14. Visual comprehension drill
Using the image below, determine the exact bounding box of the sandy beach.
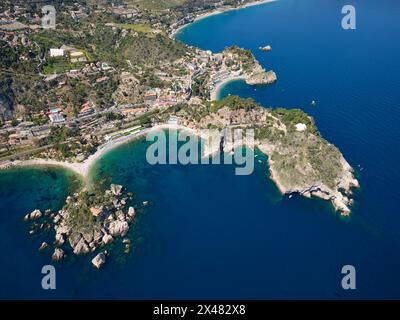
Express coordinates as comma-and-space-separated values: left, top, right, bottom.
210, 75, 246, 100
171, 0, 276, 38
0, 127, 151, 180
0, 124, 202, 181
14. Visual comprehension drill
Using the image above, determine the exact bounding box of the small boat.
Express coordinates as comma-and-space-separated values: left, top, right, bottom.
311, 100, 317, 106
289, 195, 293, 199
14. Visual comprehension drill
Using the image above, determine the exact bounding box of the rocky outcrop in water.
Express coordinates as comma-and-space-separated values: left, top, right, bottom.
23, 184, 142, 268
52, 248, 66, 261
24, 209, 42, 221
92, 252, 106, 269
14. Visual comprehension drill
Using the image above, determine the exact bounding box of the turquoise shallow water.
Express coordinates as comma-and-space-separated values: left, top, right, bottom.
1, 0, 400, 299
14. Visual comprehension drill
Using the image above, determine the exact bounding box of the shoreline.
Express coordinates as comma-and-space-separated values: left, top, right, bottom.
0, 124, 199, 181
0, 128, 150, 180
1, 0, 279, 180
171, 0, 276, 38
0, 122, 359, 215
210, 75, 245, 101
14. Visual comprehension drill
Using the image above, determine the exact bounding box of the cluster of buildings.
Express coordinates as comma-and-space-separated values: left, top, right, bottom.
79, 101, 95, 117
49, 45, 88, 64
190, 48, 246, 92
47, 108, 65, 124
144, 88, 183, 107
110, 6, 138, 19
65, 3, 89, 21
4, 121, 52, 147
1, 98, 99, 149
0, 6, 41, 47
119, 104, 147, 118
48, 51, 114, 80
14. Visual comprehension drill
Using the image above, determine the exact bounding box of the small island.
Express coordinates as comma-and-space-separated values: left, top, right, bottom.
24, 184, 142, 268
259, 45, 272, 52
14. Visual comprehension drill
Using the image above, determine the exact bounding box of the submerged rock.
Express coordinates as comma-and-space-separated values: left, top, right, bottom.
124, 244, 131, 254
39, 242, 49, 251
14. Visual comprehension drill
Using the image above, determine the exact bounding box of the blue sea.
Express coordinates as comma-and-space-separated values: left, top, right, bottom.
1, 0, 400, 299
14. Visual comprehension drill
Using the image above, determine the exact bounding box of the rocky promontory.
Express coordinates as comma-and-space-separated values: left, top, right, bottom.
245, 67, 277, 85
156, 96, 359, 215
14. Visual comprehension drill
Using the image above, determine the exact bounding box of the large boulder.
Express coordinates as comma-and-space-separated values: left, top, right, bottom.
54, 224, 71, 236
91, 252, 106, 269
102, 233, 114, 245
55, 233, 65, 246
110, 184, 123, 196
73, 237, 90, 255
53, 215, 61, 224
116, 210, 126, 222
108, 220, 129, 237
24, 209, 42, 221
69, 233, 82, 248
52, 248, 66, 261
82, 230, 94, 243
127, 207, 136, 218
93, 229, 103, 243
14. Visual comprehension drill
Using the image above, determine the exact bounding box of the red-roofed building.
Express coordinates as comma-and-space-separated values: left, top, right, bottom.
79, 101, 95, 117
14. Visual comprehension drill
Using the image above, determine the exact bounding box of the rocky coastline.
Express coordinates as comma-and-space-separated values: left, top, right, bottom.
258, 143, 359, 216
165, 98, 359, 215
245, 65, 277, 85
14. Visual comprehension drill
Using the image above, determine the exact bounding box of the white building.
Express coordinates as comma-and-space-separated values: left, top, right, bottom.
295, 123, 307, 132
49, 48, 64, 57
49, 113, 65, 123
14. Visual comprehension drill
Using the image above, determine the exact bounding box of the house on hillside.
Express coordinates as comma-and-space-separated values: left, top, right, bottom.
48, 108, 65, 123
50, 48, 64, 57
79, 101, 95, 117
